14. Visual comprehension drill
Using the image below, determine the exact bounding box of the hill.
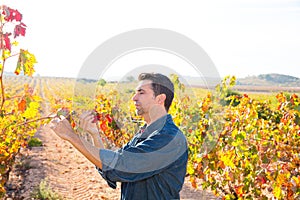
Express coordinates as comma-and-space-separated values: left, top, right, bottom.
236, 73, 300, 87
182, 73, 300, 93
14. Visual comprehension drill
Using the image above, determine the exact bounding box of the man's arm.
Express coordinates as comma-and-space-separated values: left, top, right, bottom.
88, 128, 118, 151
50, 118, 103, 169
84, 126, 105, 148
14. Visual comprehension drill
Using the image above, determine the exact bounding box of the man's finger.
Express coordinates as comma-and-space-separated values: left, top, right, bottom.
61, 118, 71, 125
49, 123, 56, 129
80, 111, 90, 119
51, 118, 60, 124
87, 114, 94, 122
49, 118, 59, 129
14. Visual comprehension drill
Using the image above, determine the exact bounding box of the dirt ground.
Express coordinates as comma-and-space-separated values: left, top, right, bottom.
4, 126, 219, 200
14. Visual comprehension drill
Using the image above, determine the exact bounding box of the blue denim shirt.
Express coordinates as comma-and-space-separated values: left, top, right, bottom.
96, 114, 188, 200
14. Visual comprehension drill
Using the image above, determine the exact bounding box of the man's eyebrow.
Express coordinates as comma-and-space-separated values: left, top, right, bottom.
136, 88, 146, 92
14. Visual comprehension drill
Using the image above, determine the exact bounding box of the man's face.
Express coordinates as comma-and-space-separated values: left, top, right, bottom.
132, 80, 157, 117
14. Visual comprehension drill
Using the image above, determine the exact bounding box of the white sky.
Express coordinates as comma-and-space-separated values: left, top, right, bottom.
2, 0, 300, 79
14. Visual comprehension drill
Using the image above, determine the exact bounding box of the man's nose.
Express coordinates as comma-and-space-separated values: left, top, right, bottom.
132, 93, 137, 101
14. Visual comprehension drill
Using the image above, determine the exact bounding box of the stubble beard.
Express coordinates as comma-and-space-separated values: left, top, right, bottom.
136, 108, 144, 116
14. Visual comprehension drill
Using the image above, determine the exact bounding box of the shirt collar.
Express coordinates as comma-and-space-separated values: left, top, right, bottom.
138, 114, 171, 139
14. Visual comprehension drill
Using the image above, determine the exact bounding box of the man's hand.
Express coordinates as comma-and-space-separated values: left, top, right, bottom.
50, 116, 103, 169
79, 111, 99, 136
79, 111, 107, 149
50, 117, 77, 142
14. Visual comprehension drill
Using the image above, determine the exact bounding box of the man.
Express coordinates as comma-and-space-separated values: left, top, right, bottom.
50, 73, 188, 200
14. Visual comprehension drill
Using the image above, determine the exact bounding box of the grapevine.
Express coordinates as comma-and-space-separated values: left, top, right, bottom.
184, 76, 300, 199
0, 5, 48, 196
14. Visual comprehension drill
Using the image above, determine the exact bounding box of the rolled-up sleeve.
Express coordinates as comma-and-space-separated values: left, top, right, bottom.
100, 149, 119, 171
95, 165, 117, 189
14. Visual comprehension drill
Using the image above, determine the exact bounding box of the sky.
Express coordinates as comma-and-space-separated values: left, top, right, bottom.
2, 0, 300, 80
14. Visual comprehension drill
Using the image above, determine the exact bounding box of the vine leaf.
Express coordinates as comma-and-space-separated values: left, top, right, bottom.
3, 33, 12, 51
15, 49, 37, 76
2, 5, 23, 22
17, 98, 26, 112
14, 23, 27, 38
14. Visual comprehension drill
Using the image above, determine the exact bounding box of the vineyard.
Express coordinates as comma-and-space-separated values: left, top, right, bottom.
1, 5, 300, 200
1, 74, 299, 199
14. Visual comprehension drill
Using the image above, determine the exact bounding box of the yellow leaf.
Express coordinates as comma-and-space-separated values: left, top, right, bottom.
225, 171, 230, 181
32, 95, 42, 101
276, 173, 286, 185
187, 163, 195, 175
273, 185, 282, 199
12, 41, 19, 46
10, 142, 20, 153
23, 101, 40, 119
5, 137, 11, 143
224, 194, 232, 200
0, 14, 4, 22
2, 50, 10, 60
231, 129, 238, 138
16, 49, 37, 77
292, 176, 300, 187
220, 151, 235, 169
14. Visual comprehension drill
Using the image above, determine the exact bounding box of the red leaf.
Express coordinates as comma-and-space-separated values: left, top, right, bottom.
2, 6, 11, 21
256, 175, 267, 184
92, 112, 101, 123
14, 68, 20, 75
100, 122, 108, 132
18, 99, 26, 112
3, 6, 23, 22
105, 114, 113, 123
292, 93, 298, 99
14, 23, 26, 38
3, 33, 11, 51
235, 185, 244, 197
71, 121, 76, 128
14, 9, 23, 21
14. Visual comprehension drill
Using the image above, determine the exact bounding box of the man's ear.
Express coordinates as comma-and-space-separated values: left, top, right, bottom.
157, 94, 166, 104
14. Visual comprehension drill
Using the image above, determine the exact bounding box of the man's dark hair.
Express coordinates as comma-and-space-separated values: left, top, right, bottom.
138, 73, 174, 111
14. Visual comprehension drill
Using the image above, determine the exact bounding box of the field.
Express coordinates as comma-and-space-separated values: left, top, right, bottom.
1, 4, 299, 199
1, 75, 300, 199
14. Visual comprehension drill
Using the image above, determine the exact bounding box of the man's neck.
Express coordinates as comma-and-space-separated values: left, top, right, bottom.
144, 106, 167, 125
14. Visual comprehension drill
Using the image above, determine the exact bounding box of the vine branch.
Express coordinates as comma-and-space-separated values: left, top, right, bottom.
2, 115, 54, 135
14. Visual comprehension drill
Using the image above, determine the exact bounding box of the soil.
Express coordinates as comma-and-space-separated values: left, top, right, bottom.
3, 126, 219, 200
